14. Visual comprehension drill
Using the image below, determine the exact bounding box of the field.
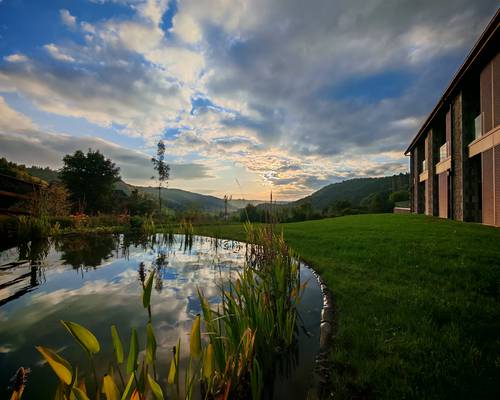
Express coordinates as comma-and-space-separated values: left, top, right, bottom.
193, 214, 500, 399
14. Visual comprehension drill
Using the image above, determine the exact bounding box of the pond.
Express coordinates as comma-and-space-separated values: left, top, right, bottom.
0, 233, 322, 399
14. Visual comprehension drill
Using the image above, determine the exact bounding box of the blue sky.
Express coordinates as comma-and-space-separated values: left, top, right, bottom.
0, 0, 498, 200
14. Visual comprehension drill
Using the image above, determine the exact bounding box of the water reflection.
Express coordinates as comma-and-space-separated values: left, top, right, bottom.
0, 233, 322, 399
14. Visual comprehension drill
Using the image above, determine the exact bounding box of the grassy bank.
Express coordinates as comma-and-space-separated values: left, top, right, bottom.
192, 214, 500, 399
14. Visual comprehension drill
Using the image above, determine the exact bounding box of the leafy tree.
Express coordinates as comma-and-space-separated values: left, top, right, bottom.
127, 189, 156, 216
361, 191, 393, 213
240, 204, 261, 222
151, 140, 170, 213
60, 150, 120, 214
389, 190, 409, 203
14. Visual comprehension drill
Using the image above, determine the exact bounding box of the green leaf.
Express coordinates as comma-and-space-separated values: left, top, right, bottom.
71, 387, 90, 400
120, 374, 134, 400
111, 325, 124, 364
142, 270, 155, 309
146, 322, 156, 364
167, 341, 179, 385
203, 343, 214, 379
61, 321, 100, 355
102, 374, 120, 400
190, 314, 201, 358
126, 329, 139, 374
36, 346, 73, 385
147, 373, 164, 400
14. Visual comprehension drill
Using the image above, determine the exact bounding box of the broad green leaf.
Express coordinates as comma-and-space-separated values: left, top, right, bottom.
36, 346, 73, 385
203, 343, 214, 379
147, 373, 164, 400
146, 322, 156, 364
111, 325, 124, 364
120, 374, 134, 400
167, 342, 178, 385
61, 321, 100, 355
71, 387, 90, 400
126, 329, 139, 374
142, 270, 155, 309
190, 314, 201, 358
102, 374, 119, 400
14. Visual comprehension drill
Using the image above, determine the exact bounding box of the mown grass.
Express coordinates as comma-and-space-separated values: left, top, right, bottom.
191, 214, 500, 399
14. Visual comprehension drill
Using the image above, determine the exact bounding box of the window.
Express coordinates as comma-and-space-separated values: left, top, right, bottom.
421, 159, 426, 172
474, 114, 482, 140
439, 143, 448, 161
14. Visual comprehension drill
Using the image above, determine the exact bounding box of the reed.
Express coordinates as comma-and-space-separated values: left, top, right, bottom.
196, 222, 305, 399
12, 223, 305, 400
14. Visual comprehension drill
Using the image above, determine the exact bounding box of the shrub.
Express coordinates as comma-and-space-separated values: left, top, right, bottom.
129, 215, 144, 231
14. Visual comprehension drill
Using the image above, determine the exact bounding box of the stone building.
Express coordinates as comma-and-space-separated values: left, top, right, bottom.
405, 9, 500, 226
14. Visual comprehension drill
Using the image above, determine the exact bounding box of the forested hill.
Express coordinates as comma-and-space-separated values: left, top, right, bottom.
26, 165, 234, 212
291, 173, 409, 210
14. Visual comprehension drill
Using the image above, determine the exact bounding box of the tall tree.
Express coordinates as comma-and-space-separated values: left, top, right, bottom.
151, 140, 170, 213
60, 149, 120, 213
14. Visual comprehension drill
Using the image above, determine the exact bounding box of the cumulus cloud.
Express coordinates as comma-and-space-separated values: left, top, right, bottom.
0, 97, 212, 183
60, 9, 77, 28
0, 0, 496, 198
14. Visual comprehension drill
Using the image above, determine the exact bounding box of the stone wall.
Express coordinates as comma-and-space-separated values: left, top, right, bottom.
452, 92, 464, 221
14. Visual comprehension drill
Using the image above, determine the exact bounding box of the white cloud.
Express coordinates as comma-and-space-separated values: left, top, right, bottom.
1, 0, 496, 198
0, 96, 36, 132
172, 13, 202, 44
43, 44, 76, 62
60, 9, 77, 28
3, 53, 29, 63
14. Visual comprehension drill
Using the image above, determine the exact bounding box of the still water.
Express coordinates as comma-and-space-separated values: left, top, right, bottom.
0, 234, 322, 399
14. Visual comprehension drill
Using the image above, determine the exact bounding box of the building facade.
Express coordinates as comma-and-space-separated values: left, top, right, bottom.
405, 10, 500, 227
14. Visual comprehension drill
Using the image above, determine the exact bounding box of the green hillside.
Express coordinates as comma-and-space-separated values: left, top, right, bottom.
293, 173, 409, 209
26, 166, 60, 183
135, 186, 233, 212
26, 165, 231, 213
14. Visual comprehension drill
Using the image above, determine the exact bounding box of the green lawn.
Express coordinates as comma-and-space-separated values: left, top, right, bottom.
192, 214, 500, 399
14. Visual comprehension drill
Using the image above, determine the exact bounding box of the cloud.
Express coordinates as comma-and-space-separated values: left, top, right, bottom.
60, 9, 77, 29
3, 53, 28, 63
43, 44, 76, 62
0, 96, 211, 183
0, 0, 497, 199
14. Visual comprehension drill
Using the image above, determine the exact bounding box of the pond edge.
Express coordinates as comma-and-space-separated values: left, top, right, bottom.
303, 262, 335, 400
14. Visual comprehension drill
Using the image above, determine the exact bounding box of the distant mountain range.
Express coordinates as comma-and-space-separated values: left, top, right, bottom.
26, 165, 408, 213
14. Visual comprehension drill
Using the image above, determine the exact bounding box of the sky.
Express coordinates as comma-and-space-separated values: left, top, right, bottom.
0, 0, 498, 200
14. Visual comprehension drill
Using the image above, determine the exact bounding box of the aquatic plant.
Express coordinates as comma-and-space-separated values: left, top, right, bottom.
10, 223, 305, 400
17, 214, 52, 241
142, 214, 156, 235
196, 222, 305, 399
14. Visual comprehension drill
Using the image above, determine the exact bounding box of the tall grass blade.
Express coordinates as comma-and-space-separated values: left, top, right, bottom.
126, 329, 138, 374
111, 325, 124, 364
